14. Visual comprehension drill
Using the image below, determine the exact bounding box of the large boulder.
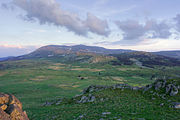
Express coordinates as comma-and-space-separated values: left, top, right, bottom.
0, 93, 29, 120
143, 78, 179, 96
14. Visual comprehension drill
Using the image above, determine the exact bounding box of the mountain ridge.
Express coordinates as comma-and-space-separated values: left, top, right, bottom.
1, 45, 180, 62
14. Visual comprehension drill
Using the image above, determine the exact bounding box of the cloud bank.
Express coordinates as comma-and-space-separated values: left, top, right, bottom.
115, 19, 171, 45
12, 0, 110, 36
174, 14, 180, 33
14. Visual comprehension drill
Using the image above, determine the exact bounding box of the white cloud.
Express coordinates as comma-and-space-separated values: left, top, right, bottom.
12, 0, 110, 36
115, 19, 171, 45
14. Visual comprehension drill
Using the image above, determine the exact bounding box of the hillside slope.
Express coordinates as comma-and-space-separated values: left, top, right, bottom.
42, 78, 180, 120
154, 51, 180, 59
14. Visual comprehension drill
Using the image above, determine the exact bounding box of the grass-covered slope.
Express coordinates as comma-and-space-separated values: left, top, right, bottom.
0, 58, 180, 119
44, 78, 180, 120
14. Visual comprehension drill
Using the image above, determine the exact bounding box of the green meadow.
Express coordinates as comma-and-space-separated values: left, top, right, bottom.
0, 59, 180, 119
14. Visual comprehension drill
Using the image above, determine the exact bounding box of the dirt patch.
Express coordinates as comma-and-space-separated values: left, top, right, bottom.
89, 69, 105, 72
48, 66, 65, 70
30, 76, 49, 81
0, 72, 8, 77
132, 76, 142, 79
117, 68, 139, 71
58, 84, 69, 87
111, 76, 125, 81
53, 63, 66, 66
72, 85, 80, 88
102, 76, 127, 83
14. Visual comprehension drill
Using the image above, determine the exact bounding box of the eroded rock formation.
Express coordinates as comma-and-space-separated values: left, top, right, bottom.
0, 93, 29, 120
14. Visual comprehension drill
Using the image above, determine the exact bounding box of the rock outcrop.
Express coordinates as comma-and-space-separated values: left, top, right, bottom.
82, 84, 139, 95
143, 78, 179, 96
0, 93, 29, 120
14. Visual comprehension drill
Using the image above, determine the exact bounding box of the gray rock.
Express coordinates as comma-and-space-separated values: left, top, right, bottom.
102, 112, 111, 115
170, 85, 178, 96
172, 102, 180, 109
132, 86, 140, 90
143, 84, 152, 92
100, 98, 104, 102
155, 82, 162, 91
78, 94, 96, 103
166, 84, 172, 94
160, 103, 164, 106
79, 114, 84, 119
89, 96, 95, 102
42, 101, 54, 106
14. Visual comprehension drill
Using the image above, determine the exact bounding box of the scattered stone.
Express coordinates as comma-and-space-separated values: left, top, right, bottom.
131, 86, 140, 90
102, 112, 111, 115
170, 85, 178, 96
78, 114, 85, 119
155, 82, 162, 91
42, 101, 54, 106
172, 102, 180, 109
167, 100, 171, 102
100, 98, 104, 102
166, 84, 172, 94
160, 103, 164, 106
77, 94, 96, 103
143, 85, 152, 92
55, 98, 63, 105
152, 97, 156, 100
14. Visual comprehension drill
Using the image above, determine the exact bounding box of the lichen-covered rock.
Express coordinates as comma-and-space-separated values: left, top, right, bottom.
0, 93, 10, 104
9, 95, 23, 110
0, 104, 7, 111
6, 104, 29, 120
0, 108, 10, 120
0, 92, 29, 120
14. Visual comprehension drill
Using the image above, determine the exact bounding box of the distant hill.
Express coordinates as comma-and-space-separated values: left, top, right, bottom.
27, 45, 134, 57
1, 45, 180, 67
110, 51, 180, 67
1, 45, 134, 62
153, 50, 180, 59
0, 56, 14, 61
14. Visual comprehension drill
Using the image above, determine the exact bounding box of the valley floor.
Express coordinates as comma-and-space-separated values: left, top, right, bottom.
0, 59, 180, 119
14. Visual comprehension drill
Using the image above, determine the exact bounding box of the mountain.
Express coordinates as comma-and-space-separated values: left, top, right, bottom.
27, 45, 134, 57
2, 45, 180, 67
1, 45, 134, 62
153, 50, 180, 59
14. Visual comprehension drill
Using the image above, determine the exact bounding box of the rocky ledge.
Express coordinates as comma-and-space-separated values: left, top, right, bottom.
0, 93, 29, 120
76, 78, 180, 107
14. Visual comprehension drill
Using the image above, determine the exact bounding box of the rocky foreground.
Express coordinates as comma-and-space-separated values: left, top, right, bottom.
0, 93, 29, 120
44, 77, 180, 109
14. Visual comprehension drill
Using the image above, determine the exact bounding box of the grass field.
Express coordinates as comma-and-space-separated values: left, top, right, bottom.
0, 59, 180, 119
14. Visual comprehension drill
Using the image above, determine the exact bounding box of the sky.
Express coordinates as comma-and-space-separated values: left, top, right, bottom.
0, 0, 180, 57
